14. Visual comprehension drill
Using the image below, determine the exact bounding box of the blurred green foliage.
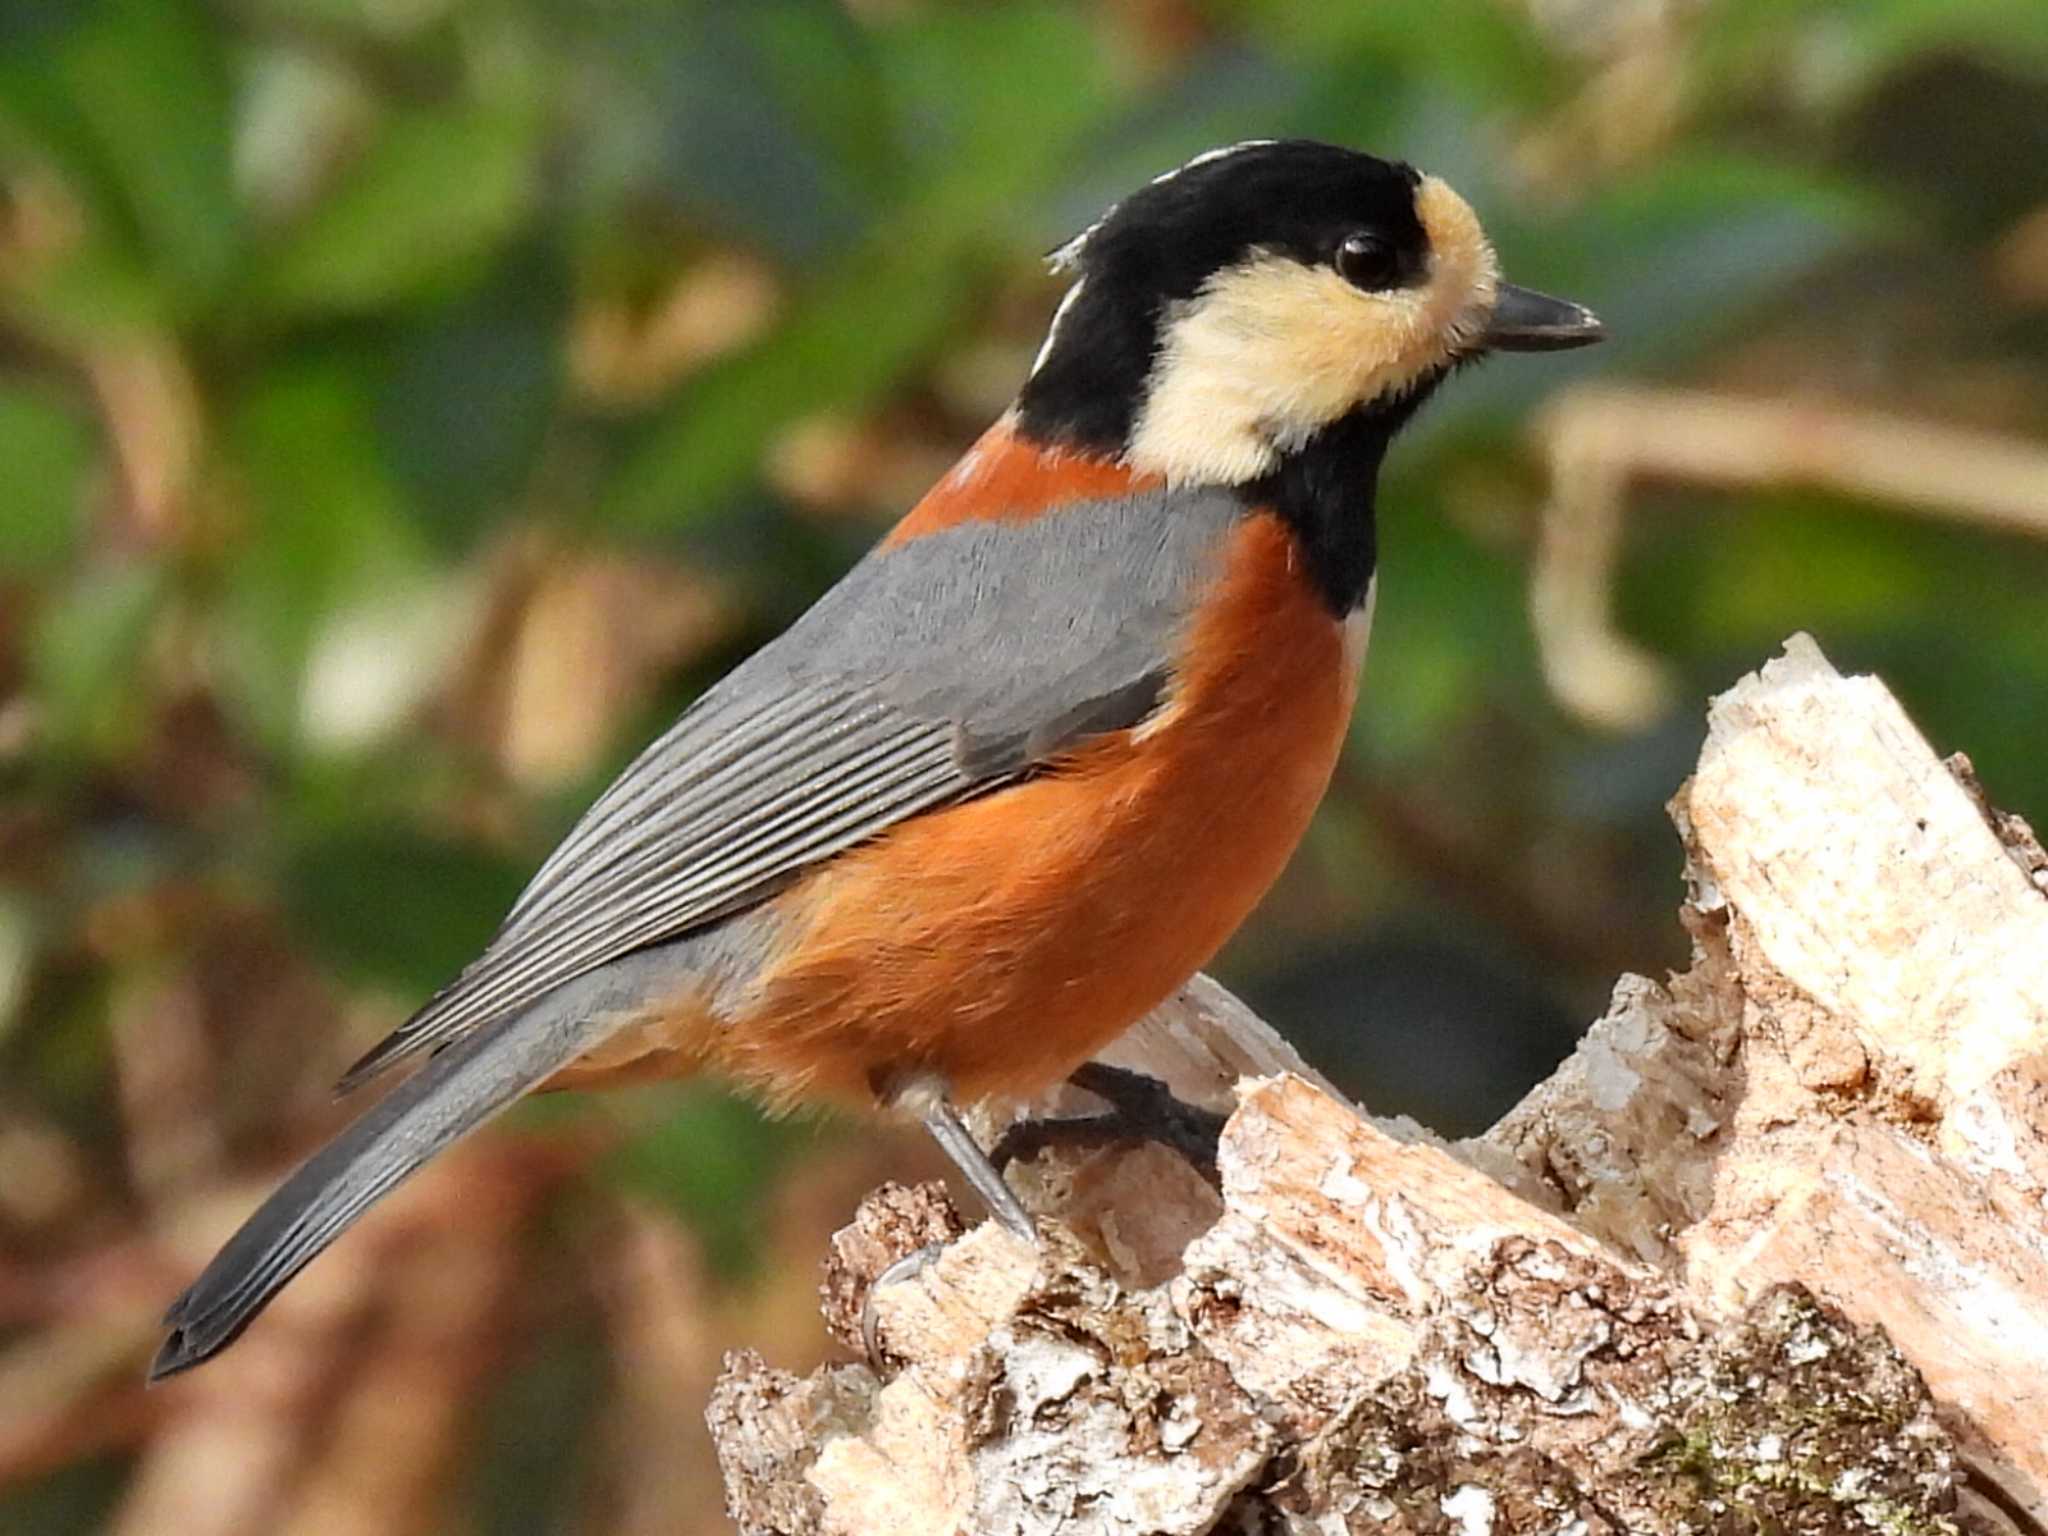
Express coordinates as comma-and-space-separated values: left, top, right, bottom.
2, 0, 2046, 1530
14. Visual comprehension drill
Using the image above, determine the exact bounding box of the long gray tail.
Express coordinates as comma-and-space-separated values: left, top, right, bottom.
149, 994, 600, 1381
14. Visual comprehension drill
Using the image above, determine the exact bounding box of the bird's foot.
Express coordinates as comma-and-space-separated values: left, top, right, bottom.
990, 1062, 1227, 1184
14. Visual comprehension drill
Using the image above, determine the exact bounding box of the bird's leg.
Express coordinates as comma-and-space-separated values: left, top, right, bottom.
990, 1062, 1228, 1183
864, 1076, 1041, 1365
867, 1068, 1040, 1242
862, 1070, 1226, 1363
918, 1092, 1040, 1244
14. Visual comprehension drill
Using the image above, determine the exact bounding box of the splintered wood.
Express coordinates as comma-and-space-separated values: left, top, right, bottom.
711, 635, 2047, 1536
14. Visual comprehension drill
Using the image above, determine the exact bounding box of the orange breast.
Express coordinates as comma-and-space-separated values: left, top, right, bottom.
703, 510, 1363, 1109
884, 416, 1161, 544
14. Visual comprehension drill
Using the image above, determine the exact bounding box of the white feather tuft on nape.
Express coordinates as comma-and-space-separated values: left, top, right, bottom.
1045, 139, 1279, 273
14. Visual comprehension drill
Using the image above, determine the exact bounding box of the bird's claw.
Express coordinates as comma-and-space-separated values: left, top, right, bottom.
860, 1239, 949, 1367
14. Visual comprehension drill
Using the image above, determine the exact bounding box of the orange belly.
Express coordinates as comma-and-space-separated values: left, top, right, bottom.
663, 509, 1363, 1108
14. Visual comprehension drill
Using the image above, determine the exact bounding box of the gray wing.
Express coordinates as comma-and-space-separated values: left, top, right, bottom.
337, 487, 1242, 1091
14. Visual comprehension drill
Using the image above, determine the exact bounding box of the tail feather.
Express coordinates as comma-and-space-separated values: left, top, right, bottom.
150, 995, 601, 1381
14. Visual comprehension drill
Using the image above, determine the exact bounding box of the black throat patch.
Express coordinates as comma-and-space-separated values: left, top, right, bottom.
1239, 384, 1440, 616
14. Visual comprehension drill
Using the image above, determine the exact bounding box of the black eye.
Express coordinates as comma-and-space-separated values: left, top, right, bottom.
1335, 232, 1399, 291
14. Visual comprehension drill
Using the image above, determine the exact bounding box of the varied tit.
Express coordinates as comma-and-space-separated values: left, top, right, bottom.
151, 139, 1601, 1379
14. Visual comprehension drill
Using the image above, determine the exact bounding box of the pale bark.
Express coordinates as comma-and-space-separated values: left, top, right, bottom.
711, 635, 2048, 1536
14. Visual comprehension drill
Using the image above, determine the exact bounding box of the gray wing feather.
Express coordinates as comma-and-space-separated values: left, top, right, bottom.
337, 488, 1241, 1091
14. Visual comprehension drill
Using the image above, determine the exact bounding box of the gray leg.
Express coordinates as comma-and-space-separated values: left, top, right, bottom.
863, 1090, 1040, 1365
920, 1095, 1039, 1243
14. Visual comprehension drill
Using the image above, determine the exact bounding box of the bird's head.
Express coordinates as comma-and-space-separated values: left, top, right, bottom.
1016, 140, 1601, 486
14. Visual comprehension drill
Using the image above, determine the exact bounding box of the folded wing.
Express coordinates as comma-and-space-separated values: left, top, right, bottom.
338, 488, 1242, 1091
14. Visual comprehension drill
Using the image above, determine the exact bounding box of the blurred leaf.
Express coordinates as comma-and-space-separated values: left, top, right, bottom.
1248, 0, 1563, 113
877, 2, 1115, 216
237, 0, 460, 39
232, 45, 376, 224
58, 0, 237, 302
0, 0, 237, 309
0, 223, 171, 345
602, 238, 971, 531
1622, 491, 2048, 816
280, 825, 527, 992
0, 887, 39, 1045
377, 243, 567, 547
746, 0, 899, 208
1663, 491, 1937, 642
1840, 0, 2048, 81
1411, 155, 1883, 456
29, 559, 163, 760
1693, 0, 2048, 113
467, 1322, 607, 1536
218, 359, 431, 747
1040, 47, 1314, 248
605, 1085, 807, 1276
0, 386, 95, 573
606, 3, 1117, 531
1840, 57, 2048, 240
259, 105, 539, 317
592, 4, 875, 259
1290, 45, 1426, 154
1549, 154, 1881, 354
19, 967, 116, 1117
298, 573, 476, 752
0, 3, 77, 55
0, 1452, 127, 1536
1354, 498, 1533, 762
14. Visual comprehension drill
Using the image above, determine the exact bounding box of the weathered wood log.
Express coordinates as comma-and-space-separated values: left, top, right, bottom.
709, 635, 2048, 1536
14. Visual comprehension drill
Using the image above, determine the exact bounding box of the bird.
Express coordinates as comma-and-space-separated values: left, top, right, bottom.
149, 139, 1601, 1381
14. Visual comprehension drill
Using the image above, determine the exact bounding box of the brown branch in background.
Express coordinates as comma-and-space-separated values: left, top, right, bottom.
1991, 201, 2048, 308
84, 336, 202, 552
1, 174, 202, 554
587, 1204, 729, 1536
1529, 384, 2048, 729
0, 1108, 90, 1235
0, 1271, 165, 1482
569, 253, 782, 409
445, 536, 734, 796
106, 970, 225, 1204
111, 1139, 576, 1536
268, 1158, 532, 1536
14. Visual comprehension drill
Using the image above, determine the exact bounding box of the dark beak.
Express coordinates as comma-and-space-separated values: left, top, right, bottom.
1483, 283, 1604, 352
